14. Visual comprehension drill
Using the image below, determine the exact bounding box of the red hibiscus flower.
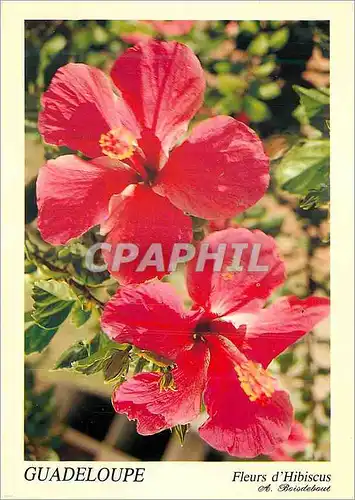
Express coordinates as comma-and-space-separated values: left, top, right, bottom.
37, 40, 269, 284
268, 420, 311, 461
101, 228, 330, 457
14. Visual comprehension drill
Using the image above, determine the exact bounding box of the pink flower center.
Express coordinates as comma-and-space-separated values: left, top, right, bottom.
235, 360, 275, 404
99, 127, 136, 160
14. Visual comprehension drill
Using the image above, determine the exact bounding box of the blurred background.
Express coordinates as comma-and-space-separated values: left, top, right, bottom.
25, 20, 330, 462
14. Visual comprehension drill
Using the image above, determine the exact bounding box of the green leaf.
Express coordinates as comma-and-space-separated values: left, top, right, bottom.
72, 29, 92, 51
253, 60, 276, 78
238, 21, 259, 34
294, 85, 330, 107
70, 302, 92, 328
173, 424, 190, 445
37, 35, 67, 87
25, 323, 58, 355
25, 311, 34, 323
25, 177, 38, 224
292, 104, 309, 125
216, 74, 247, 95
248, 33, 269, 56
133, 356, 150, 375
300, 184, 330, 209
42, 449, 60, 461
92, 25, 109, 45
72, 350, 108, 375
269, 27, 289, 50
293, 85, 330, 122
57, 247, 72, 259
32, 295, 74, 330
69, 333, 125, 376
277, 351, 295, 373
103, 349, 130, 383
25, 365, 35, 390
53, 340, 90, 370
258, 82, 281, 100
31, 279, 76, 330
214, 95, 243, 114
214, 61, 231, 74
275, 139, 330, 195
42, 35, 66, 56
244, 96, 271, 122
86, 52, 109, 68
253, 215, 284, 236
34, 279, 77, 301
98, 331, 120, 351
25, 261, 37, 274
269, 21, 284, 29
244, 205, 266, 219
283, 165, 329, 196
86, 332, 101, 353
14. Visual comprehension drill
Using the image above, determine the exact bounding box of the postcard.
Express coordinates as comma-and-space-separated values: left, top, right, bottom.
1, 1, 354, 499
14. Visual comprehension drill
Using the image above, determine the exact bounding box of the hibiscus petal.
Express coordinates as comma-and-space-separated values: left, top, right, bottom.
110, 41, 205, 152
268, 421, 310, 460
101, 184, 192, 284
154, 116, 269, 218
198, 336, 293, 458
112, 373, 169, 435
101, 281, 195, 361
211, 321, 247, 351
112, 343, 209, 435
243, 296, 330, 368
37, 155, 136, 245
186, 228, 285, 317
136, 129, 166, 173
284, 420, 311, 452
38, 63, 139, 158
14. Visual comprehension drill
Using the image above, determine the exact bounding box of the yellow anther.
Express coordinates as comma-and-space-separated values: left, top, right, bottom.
99, 126, 136, 160
235, 360, 276, 403
221, 272, 234, 281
